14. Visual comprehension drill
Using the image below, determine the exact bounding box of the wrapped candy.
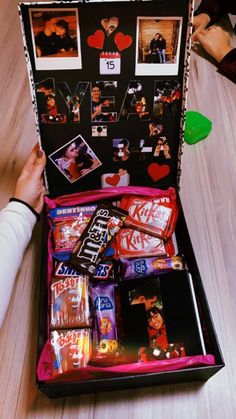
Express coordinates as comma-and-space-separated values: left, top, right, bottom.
119, 189, 178, 240
50, 204, 97, 261
50, 329, 91, 376
70, 203, 128, 275
50, 273, 90, 329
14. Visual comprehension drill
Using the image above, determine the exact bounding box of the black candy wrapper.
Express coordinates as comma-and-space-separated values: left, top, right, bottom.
70, 203, 128, 275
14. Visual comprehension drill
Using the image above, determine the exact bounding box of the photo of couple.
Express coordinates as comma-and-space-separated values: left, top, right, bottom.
49, 135, 101, 183
30, 8, 82, 70
135, 17, 182, 76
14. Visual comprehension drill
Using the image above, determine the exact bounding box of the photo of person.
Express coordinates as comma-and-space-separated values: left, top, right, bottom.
91, 82, 117, 122
139, 122, 164, 155
119, 80, 149, 120
153, 80, 181, 118
55, 19, 75, 53
57, 81, 89, 123
147, 33, 166, 63
113, 139, 130, 162
129, 277, 162, 311
40, 95, 67, 124
129, 277, 168, 351
35, 78, 55, 96
149, 122, 164, 137
147, 306, 168, 350
153, 137, 171, 159
135, 17, 182, 75
35, 79, 67, 124
49, 135, 101, 183
29, 8, 82, 70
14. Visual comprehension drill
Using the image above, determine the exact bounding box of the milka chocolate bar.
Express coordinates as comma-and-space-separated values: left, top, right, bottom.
70, 203, 128, 275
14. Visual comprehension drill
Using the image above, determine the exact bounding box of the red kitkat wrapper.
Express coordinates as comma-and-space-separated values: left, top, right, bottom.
119, 188, 179, 240
115, 228, 175, 259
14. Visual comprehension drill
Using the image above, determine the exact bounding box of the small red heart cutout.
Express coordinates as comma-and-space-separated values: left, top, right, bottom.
87, 30, 105, 49
114, 32, 132, 52
105, 174, 120, 186
148, 163, 170, 182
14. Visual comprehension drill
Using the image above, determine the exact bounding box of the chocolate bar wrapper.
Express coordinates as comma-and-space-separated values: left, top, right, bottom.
54, 261, 83, 277
50, 329, 91, 376
91, 283, 118, 356
93, 260, 115, 281
119, 190, 178, 240
70, 203, 128, 275
121, 256, 185, 280
50, 274, 90, 329
115, 228, 176, 259
50, 204, 96, 261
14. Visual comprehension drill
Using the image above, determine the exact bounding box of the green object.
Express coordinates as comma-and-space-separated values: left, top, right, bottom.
184, 110, 212, 145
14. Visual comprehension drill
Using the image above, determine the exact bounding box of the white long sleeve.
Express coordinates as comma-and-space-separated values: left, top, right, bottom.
0, 201, 36, 328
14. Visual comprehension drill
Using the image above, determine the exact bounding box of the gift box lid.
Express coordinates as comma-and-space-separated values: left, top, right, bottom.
19, 0, 193, 197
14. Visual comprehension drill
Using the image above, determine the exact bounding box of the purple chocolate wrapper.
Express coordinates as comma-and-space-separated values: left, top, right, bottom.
91, 283, 118, 355
121, 256, 185, 280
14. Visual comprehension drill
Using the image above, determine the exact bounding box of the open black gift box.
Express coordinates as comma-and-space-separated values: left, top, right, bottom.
19, 0, 224, 398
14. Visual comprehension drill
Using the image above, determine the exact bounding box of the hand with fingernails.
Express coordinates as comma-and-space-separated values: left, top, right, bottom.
13, 144, 47, 214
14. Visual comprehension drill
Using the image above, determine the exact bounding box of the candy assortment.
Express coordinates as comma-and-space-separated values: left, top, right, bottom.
45, 190, 187, 379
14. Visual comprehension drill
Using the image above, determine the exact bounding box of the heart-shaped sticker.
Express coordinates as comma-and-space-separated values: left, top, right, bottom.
105, 174, 120, 186
87, 30, 105, 49
147, 163, 170, 182
114, 32, 132, 52
101, 17, 119, 36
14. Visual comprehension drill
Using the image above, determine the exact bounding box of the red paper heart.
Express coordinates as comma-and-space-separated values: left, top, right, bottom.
105, 174, 120, 186
114, 32, 132, 52
147, 163, 170, 182
87, 30, 105, 49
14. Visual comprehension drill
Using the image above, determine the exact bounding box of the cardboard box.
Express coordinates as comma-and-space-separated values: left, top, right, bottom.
19, 0, 224, 398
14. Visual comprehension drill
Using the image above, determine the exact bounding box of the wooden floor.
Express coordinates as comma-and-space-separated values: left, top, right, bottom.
0, 1, 236, 418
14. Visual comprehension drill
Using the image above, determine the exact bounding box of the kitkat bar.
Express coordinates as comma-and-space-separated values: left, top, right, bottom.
119, 188, 179, 240
115, 228, 176, 259
70, 203, 128, 275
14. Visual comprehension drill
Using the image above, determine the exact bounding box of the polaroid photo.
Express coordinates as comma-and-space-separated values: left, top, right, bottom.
29, 8, 82, 70
49, 135, 101, 183
135, 17, 183, 76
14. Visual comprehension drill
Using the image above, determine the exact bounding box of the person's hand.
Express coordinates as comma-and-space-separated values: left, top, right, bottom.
192, 13, 211, 42
195, 26, 233, 62
13, 144, 46, 213
95, 104, 103, 116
